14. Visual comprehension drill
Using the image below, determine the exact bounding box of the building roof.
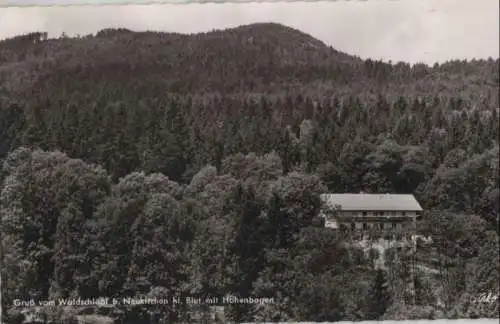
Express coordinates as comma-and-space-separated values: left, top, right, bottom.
320, 193, 423, 212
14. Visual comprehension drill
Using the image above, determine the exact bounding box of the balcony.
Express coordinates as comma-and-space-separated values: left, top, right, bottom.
337, 228, 415, 242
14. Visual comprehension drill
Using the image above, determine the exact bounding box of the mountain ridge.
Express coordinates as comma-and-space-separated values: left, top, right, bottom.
0, 22, 498, 98
0, 23, 362, 95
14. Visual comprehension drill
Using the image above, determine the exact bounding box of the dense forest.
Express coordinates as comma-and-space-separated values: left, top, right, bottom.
0, 23, 499, 323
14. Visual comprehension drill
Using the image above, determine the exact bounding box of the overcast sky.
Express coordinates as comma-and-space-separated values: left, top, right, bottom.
0, 0, 498, 64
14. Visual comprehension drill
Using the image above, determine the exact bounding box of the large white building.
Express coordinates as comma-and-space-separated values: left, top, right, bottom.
319, 193, 423, 241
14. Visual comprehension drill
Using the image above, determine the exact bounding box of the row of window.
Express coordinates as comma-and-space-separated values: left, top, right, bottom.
349, 233, 412, 241
350, 222, 404, 230
360, 211, 408, 216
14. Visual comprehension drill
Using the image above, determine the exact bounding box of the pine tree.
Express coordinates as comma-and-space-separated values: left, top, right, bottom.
366, 269, 392, 320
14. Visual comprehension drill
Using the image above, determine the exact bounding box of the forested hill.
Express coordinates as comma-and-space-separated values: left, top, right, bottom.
0, 22, 498, 96
0, 23, 498, 220
0, 23, 355, 95
0, 23, 499, 323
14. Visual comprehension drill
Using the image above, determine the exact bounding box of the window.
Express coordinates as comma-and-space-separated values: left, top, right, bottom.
351, 223, 356, 230
392, 223, 396, 229
363, 223, 368, 230
362, 211, 367, 216
402, 212, 406, 216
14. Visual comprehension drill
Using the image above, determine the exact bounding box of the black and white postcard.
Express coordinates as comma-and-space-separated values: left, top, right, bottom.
0, 1, 499, 323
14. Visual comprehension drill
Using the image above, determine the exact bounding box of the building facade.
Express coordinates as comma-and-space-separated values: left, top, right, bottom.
319, 193, 423, 242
